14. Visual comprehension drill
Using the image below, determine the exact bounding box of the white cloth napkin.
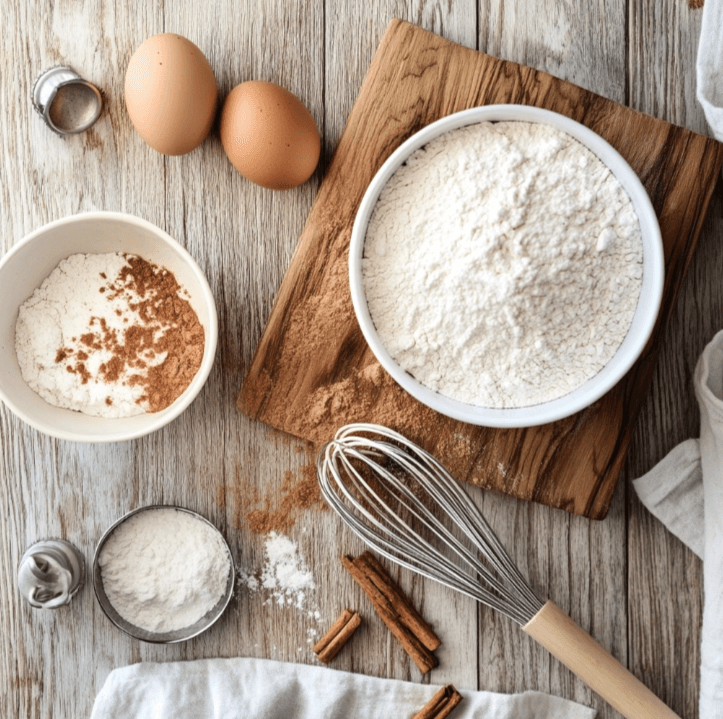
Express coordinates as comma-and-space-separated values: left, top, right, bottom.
90, 657, 596, 719
634, 329, 723, 717
698, 0, 723, 141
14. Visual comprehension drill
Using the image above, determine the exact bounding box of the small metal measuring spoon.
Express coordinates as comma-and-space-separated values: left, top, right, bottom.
32, 66, 102, 135
18, 539, 85, 608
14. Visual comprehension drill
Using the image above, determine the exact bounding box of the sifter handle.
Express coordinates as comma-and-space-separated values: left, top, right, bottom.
523, 601, 681, 719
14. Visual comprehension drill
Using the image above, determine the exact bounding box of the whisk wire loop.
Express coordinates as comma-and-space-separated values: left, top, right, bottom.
320, 443, 528, 620
373, 430, 544, 611
342, 443, 513, 595
318, 424, 544, 625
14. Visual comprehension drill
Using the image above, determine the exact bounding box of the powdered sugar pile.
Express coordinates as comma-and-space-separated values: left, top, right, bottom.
363, 121, 644, 409
241, 532, 319, 614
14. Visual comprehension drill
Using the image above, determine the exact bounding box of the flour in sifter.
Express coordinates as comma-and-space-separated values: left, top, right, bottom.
362, 121, 644, 409
99, 508, 232, 633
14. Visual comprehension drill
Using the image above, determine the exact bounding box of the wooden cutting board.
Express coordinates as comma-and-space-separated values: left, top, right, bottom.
238, 19, 723, 519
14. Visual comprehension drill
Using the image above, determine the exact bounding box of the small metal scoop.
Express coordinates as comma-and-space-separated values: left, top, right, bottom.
18, 539, 85, 608
32, 66, 102, 135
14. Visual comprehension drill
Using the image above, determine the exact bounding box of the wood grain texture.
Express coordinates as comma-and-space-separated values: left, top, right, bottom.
479, 0, 627, 103
0, 1, 714, 718
238, 19, 723, 520
626, 2, 714, 717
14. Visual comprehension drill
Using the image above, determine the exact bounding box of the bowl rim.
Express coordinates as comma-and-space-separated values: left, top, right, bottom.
0, 210, 218, 442
348, 104, 665, 428
92, 504, 236, 644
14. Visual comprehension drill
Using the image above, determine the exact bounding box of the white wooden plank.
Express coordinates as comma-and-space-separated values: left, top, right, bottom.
324, 0, 479, 690
628, 3, 715, 716
0, 1, 163, 717
134, 0, 326, 675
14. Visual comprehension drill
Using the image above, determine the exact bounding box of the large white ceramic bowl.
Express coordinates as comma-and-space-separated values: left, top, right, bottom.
349, 105, 664, 428
0, 211, 218, 442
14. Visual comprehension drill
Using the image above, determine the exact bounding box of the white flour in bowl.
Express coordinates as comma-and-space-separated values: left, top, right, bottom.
14, 251, 204, 418
362, 121, 644, 409
15, 253, 144, 417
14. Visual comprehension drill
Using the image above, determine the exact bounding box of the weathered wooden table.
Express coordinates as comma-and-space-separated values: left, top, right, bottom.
1, 2, 718, 718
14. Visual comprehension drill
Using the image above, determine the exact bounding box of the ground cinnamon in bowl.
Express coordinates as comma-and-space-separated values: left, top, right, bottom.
15, 252, 205, 418
108, 256, 205, 412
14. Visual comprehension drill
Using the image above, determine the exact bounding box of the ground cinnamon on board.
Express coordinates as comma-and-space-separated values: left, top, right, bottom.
215, 450, 327, 536
238, 260, 482, 481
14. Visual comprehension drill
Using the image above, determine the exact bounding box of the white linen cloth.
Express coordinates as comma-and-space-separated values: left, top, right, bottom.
634, 329, 723, 717
697, 0, 723, 141
90, 657, 596, 719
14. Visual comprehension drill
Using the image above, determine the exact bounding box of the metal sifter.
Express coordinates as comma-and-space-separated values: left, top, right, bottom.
317, 423, 681, 719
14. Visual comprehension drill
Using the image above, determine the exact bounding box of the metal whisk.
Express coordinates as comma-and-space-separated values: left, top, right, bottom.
317, 423, 680, 719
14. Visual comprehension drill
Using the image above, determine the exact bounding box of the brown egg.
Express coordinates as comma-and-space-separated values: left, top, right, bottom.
125, 33, 218, 155
220, 81, 320, 190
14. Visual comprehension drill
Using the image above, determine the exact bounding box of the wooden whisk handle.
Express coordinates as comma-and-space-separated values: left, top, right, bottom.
523, 601, 681, 719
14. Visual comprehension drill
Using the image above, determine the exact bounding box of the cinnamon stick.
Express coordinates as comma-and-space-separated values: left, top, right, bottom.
355, 551, 441, 651
313, 608, 362, 663
411, 685, 463, 719
342, 553, 439, 674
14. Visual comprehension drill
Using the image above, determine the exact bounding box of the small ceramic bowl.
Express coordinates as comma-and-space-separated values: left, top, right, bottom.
349, 105, 665, 428
0, 211, 217, 442
92, 505, 235, 644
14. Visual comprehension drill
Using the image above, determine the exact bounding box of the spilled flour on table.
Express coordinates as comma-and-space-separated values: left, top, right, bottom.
239, 532, 322, 642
